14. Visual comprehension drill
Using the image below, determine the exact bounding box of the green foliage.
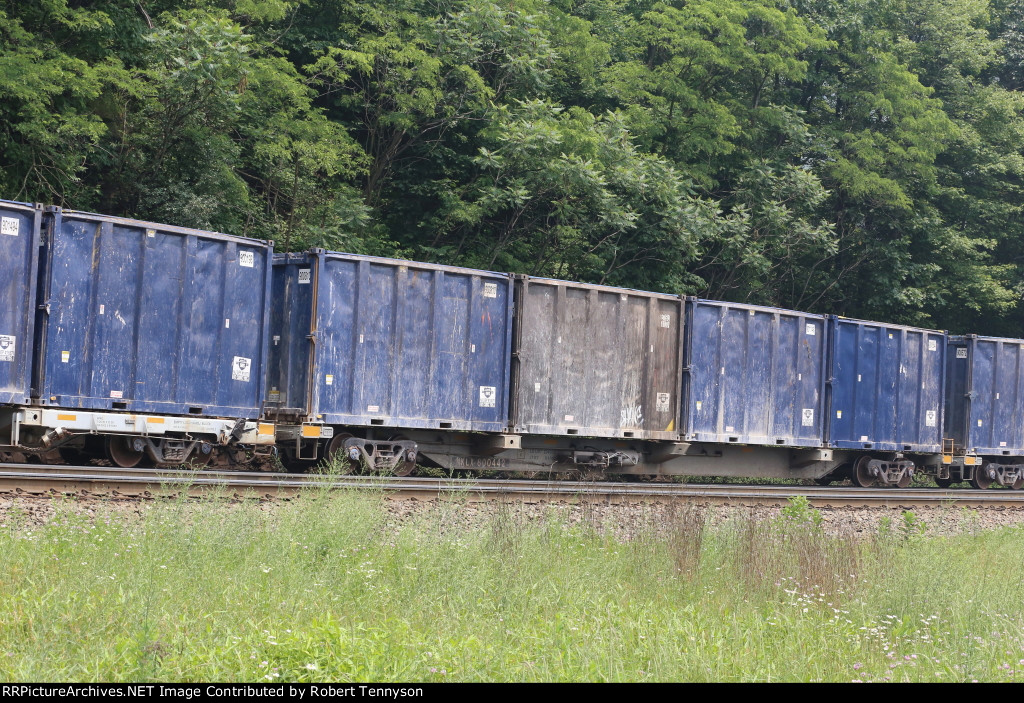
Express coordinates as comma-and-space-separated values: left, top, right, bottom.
779, 495, 823, 529
900, 510, 928, 540
422, 100, 720, 289
3, 0, 1024, 330
0, 2, 118, 202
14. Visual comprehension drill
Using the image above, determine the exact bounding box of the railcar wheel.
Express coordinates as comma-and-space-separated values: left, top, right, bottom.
852, 456, 877, 488
106, 436, 146, 468
390, 434, 416, 476
934, 476, 955, 488
323, 433, 355, 474
896, 471, 913, 488
971, 463, 995, 490
188, 442, 215, 468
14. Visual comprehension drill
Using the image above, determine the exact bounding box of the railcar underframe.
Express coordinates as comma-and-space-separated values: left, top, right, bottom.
0, 406, 275, 467
1, 407, 1019, 490
280, 424, 1000, 487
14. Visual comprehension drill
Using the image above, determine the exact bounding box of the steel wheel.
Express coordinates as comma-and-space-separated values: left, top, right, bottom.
896, 470, 913, 488
324, 432, 352, 460
188, 442, 215, 468
106, 436, 146, 468
390, 434, 416, 476
323, 433, 355, 474
971, 462, 995, 490
852, 455, 877, 487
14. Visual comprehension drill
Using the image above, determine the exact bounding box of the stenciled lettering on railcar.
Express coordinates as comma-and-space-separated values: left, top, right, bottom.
452, 456, 509, 469
0, 335, 15, 362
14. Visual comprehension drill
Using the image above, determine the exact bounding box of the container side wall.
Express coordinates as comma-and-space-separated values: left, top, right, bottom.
827, 318, 944, 452
306, 253, 513, 431
963, 336, 1024, 456
0, 201, 41, 405
36, 209, 271, 418
684, 300, 825, 446
512, 278, 682, 440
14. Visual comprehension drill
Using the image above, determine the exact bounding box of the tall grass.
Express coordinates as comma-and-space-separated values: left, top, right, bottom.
0, 491, 1022, 682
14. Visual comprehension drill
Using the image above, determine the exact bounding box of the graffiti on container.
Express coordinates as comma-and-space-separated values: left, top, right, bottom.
621, 404, 644, 427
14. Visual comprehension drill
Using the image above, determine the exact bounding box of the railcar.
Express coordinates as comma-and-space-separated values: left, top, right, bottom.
942, 335, 1024, 489
0, 201, 276, 467
823, 317, 946, 488
265, 249, 514, 474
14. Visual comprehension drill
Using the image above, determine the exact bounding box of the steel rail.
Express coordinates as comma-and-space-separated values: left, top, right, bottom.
0, 463, 1023, 507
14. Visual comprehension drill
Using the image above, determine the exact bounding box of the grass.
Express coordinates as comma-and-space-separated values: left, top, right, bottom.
0, 490, 1023, 682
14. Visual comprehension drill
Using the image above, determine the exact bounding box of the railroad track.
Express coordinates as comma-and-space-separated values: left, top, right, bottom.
1, 463, 1024, 508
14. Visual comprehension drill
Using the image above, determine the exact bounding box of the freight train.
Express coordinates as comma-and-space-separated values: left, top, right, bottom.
1, 199, 1021, 490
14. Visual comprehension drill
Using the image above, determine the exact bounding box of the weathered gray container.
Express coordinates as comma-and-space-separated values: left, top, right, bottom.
684, 299, 827, 446
266, 250, 515, 431
34, 207, 273, 418
510, 276, 684, 440
0, 200, 42, 405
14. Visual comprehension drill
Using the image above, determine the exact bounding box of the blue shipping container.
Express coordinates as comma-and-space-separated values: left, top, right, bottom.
684, 299, 827, 446
945, 335, 1024, 457
34, 208, 273, 418
827, 317, 945, 453
0, 200, 42, 405
267, 250, 514, 431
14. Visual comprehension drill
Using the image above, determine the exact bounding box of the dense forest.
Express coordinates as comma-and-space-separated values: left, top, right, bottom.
3, 0, 1024, 334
